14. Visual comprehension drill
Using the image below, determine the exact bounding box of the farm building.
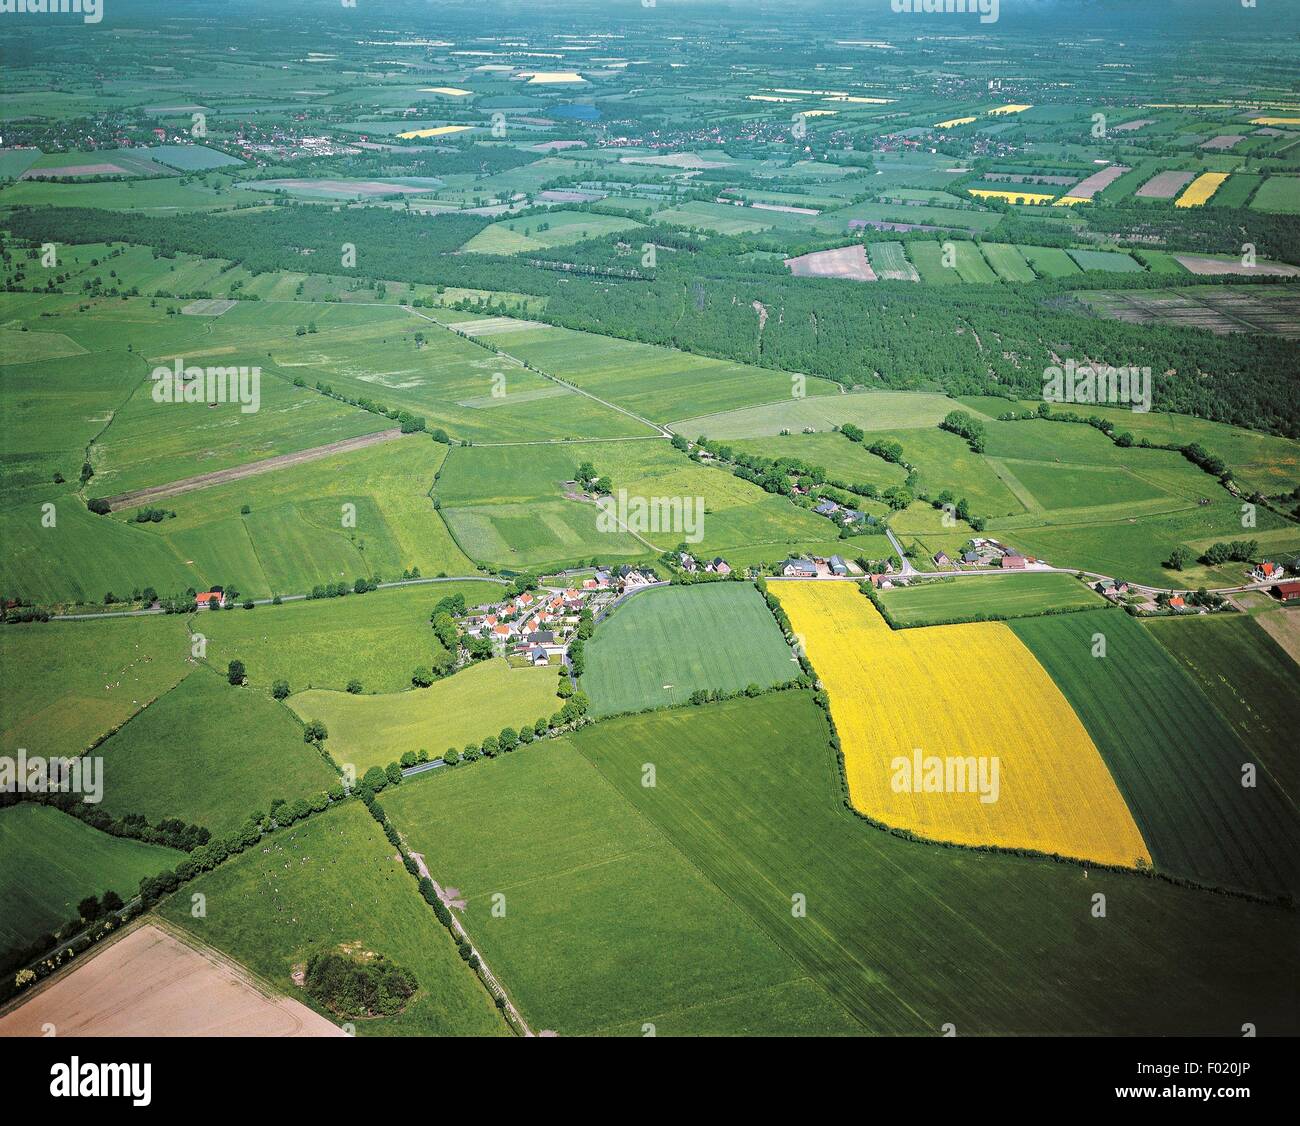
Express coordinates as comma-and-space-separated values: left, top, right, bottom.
780, 559, 819, 577
829, 555, 850, 576
194, 591, 226, 609
1001, 553, 1027, 570
1274, 581, 1300, 603
616, 565, 658, 591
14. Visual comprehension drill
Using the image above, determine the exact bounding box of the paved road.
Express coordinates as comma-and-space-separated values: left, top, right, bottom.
884, 527, 915, 576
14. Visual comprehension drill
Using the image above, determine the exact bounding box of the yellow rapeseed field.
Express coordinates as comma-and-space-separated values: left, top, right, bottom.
968, 188, 1055, 205
774, 581, 1151, 869
397, 125, 473, 139
1175, 172, 1229, 208
935, 116, 977, 128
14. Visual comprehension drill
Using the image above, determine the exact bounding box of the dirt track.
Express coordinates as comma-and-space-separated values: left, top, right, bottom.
0, 923, 344, 1037
99, 428, 404, 511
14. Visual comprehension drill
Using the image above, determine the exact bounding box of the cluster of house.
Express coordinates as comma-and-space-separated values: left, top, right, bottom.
778, 555, 853, 578
675, 553, 732, 575
461, 566, 663, 665
464, 587, 588, 665
933, 539, 1039, 571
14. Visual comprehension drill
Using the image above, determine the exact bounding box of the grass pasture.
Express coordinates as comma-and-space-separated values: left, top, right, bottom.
115, 438, 478, 600
582, 583, 797, 715
1011, 610, 1299, 897
879, 573, 1107, 626
161, 800, 506, 1036
198, 580, 504, 694
0, 804, 184, 955
0, 616, 191, 757
457, 316, 836, 425
287, 659, 562, 775
97, 667, 338, 834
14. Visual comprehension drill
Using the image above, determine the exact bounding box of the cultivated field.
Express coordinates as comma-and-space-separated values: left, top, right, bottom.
382, 738, 858, 1035
1011, 611, 1299, 897
574, 693, 1297, 1034
1144, 614, 1299, 802
784, 244, 877, 280
773, 582, 1151, 868
582, 583, 796, 715
0, 924, 346, 1038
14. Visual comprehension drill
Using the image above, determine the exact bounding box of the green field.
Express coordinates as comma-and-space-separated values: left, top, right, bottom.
1011, 611, 1298, 897
381, 736, 858, 1035
98, 667, 338, 834
582, 583, 796, 715
908, 240, 963, 284
288, 659, 563, 775
437, 439, 830, 569
675, 390, 969, 439
878, 573, 1107, 626
268, 312, 647, 444
1250, 175, 1300, 213
1022, 246, 1082, 277
650, 200, 777, 235
952, 241, 999, 283
866, 240, 919, 281
454, 315, 837, 424
0, 616, 191, 757
567, 693, 1296, 1033
1145, 614, 1300, 800
1067, 248, 1143, 273
979, 242, 1037, 282
112, 438, 479, 601
462, 209, 644, 254
161, 800, 507, 1036
0, 804, 184, 954
198, 580, 505, 694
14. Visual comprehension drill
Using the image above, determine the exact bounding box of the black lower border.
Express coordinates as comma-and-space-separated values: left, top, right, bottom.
3, 1033, 1289, 1111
